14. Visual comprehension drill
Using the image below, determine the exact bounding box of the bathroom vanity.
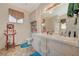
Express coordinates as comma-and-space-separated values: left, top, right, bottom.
32, 33, 79, 56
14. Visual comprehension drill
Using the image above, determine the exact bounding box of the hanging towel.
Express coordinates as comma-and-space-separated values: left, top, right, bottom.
67, 3, 79, 17
74, 3, 79, 14
67, 3, 74, 17
20, 42, 30, 48
30, 51, 41, 56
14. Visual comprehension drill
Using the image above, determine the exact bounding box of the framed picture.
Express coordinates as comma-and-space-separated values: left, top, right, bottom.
31, 21, 37, 33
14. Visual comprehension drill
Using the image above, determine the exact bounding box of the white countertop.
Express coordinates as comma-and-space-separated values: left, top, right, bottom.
32, 33, 79, 47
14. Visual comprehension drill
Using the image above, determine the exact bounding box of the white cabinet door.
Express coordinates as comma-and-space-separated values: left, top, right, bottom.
32, 35, 41, 53
47, 39, 54, 56
40, 36, 47, 56
48, 39, 64, 56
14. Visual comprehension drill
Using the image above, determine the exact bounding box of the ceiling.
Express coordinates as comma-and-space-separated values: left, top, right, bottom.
8, 3, 40, 13
8, 3, 59, 15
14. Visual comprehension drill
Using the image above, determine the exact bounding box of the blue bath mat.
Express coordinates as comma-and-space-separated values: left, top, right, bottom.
20, 42, 30, 48
30, 51, 41, 56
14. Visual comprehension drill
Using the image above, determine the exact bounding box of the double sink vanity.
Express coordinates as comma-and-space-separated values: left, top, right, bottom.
32, 33, 79, 56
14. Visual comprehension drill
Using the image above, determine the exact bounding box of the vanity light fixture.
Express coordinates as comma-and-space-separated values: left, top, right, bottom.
49, 11, 52, 14
42, 23, 45, 27
45, 3, 60, 11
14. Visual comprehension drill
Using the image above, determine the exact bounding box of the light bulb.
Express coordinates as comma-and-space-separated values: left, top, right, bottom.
42, 23, 45, 26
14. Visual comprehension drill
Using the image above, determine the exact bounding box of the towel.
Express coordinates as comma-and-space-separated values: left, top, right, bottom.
30, 51, 41, 56
67, 3, 74, 17
20, 42, 30, 48
67, 3, 79, 17
74, 3, 79, 14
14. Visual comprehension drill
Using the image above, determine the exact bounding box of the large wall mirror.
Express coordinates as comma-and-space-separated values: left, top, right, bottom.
41, 14, 59, 34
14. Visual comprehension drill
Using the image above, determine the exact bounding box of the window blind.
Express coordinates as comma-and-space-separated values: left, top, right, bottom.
9, 8, 24, 19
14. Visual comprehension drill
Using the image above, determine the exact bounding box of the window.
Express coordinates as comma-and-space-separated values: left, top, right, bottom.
17, 19, 23, 23
9, 15, 16, 22
9, 8, 24, 23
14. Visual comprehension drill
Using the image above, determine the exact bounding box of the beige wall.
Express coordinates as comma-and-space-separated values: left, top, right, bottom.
0, 4, 31, 49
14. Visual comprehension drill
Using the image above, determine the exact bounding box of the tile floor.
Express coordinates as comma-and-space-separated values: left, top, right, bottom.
0, 46, 35, 56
